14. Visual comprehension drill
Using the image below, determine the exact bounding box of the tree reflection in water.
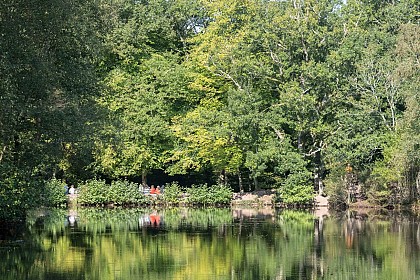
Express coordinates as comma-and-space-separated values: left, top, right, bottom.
0, 207, 419, 279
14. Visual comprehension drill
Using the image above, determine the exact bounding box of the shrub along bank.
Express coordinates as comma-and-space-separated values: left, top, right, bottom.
76, 179, 234, 207
26, 178, 314, 209
0, 177, 69, 222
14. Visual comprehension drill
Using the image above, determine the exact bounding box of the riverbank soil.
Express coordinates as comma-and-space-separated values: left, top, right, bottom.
231, 190, 276, 206
315, 195, 329, 207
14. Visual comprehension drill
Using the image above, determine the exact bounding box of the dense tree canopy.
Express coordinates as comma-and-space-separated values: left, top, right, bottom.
0, 0, 418, 210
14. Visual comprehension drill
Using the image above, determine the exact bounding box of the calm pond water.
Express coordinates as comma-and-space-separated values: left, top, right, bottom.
1, 207, 420, 280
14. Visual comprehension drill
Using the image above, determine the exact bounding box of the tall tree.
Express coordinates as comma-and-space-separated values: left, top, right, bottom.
323, 0, 418, 205
94, 0, 204, 183
0, 0, 103, 217
186, 0, 346, 195
0, 0, 101, 175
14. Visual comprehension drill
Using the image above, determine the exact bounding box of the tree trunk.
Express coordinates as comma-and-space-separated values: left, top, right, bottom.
141, 170, 148, 186
298, 132, 303, 152
314, 169, 324, 196
254, 176, 259, 191
238, 169, 244, 194
313, 150, 325, 195
408, 165, 420, 202
248, 173, 253, 192
416, 169, 420, 201
218, 169, 227, 185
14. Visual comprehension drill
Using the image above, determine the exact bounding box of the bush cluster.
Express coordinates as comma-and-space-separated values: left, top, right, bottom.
43, 178, 68, 206
185, 184, 233, 205
276, 172, 314, 206
1, 176, 68, 221
0, 176, 35, 221
78, 179, 149, 206
162, 182, 183, 204
38, 179, 234, 207
35, 177, 239, 208
74, 180, 234, 206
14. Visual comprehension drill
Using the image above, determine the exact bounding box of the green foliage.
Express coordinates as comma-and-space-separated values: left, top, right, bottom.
0, 0, 102, 178
321, 0, 419, 207
163, 207, 233, 230
42, 179, 68, 206
108, 180, 149, 205
277, 210, 315, 228
276, 172, 314, 206
211, 184, 234, 204
93, 0, 205, 183
367, 188, 392, 206
185, 184, 211, 205
78, 179, 149, 206
0, 170, 43, 221
77, 179, 109, 205
162, 182, 183, 204
0, 181, 28, 221
168, 98, 242, 177
366, 152, 400, 205
323, 167, 348, 209
186, 184, 233, 205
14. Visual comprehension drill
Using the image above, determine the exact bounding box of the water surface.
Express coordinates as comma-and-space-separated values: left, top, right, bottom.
1, 207, 419, 279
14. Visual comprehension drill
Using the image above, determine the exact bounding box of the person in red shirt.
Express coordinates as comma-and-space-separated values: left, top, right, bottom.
150, 185, 156, 194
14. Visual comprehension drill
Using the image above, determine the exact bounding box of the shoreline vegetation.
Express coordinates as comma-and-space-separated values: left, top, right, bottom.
58, 179, 420, 212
